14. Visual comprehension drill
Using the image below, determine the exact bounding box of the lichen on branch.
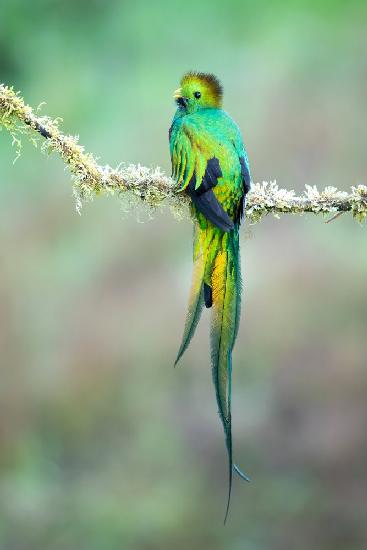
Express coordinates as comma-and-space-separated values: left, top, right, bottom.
1, 83, 366, 223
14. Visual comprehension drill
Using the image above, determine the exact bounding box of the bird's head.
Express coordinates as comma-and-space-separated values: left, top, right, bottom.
173, 71, 223, 114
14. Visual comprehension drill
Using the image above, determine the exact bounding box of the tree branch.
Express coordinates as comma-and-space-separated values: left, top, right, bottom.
1, 83, 366, 223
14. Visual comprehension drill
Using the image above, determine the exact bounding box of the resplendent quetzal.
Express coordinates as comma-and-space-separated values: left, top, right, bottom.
169, 72, 251, 522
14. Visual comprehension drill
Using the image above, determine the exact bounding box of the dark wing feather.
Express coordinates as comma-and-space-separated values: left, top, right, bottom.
234, 156, 251, 223
240, 156, 251, 194
189, 189, 234, 232
196, 157, 222, 194
187, 158, 234, 232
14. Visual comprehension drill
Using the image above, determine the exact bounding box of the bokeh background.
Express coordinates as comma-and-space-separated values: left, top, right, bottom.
1, 1, 367, 549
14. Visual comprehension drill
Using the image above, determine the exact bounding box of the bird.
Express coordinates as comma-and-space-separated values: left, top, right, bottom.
169, 71, 251, 523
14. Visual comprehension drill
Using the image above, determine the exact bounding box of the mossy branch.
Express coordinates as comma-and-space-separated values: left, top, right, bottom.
1, 83, 366, 223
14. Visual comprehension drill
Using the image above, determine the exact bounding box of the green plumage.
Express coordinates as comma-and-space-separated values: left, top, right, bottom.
170, 72, 251, 522
174, 224, 205, 365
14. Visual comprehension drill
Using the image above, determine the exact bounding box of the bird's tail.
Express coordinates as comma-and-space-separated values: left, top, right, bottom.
210, 226, 250, 523
175, 222, 249, 522
175, 220, 222, 364
174, 223, 206, 366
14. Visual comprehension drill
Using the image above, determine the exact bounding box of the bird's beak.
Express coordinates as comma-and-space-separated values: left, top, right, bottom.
173, 88, 182, 99
173, 87, 188, 107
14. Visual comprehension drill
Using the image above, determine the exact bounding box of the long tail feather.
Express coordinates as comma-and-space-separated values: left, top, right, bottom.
210, 229, 249, 524
175, 223, 249, 522
175, 225, 205, 365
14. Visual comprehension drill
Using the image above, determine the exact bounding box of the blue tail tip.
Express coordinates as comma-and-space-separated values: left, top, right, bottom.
234, 464, 251, 483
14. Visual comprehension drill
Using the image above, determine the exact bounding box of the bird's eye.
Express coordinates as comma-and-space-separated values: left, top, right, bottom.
194, 91, 201, 99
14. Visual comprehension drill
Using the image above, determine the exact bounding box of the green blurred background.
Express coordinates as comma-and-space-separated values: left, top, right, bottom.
1, 1, 367, 548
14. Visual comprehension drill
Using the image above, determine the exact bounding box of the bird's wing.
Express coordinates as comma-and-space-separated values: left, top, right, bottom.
171, 119, 211, 192
171, 120, 234, 232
